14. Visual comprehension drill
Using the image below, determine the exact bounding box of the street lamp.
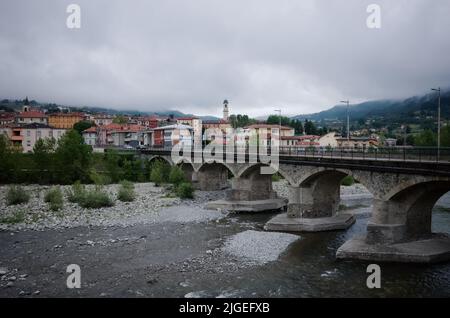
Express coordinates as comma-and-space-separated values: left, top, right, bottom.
340, 100, 350, 141
431, 87, 441, 161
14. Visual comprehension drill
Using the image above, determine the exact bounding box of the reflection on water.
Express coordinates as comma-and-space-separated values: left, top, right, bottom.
197, 192, 450, 297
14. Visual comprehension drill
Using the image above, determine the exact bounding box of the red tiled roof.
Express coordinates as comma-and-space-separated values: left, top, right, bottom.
18, 111, 47, 118
49, 112, 84, 117
83, 126, 97, 133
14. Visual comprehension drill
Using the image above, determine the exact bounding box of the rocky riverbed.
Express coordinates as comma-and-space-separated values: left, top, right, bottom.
0, 181, 372, 232
0, 181, 395, 298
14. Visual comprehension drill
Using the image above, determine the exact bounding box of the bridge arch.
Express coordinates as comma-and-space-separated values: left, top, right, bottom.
381, 180, 450, 240
196, 162, 232, 190
147, 155, 173, 166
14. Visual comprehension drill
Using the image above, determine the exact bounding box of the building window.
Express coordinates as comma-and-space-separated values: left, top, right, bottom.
27, 130, 31, 137
37, 131, 41, 138
49, 130, 53, 137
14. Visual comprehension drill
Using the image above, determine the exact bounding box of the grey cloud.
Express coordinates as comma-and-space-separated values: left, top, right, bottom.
0, 0, 449, 117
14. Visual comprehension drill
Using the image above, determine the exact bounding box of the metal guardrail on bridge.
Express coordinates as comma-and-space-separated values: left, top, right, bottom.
138, 146, 450, 164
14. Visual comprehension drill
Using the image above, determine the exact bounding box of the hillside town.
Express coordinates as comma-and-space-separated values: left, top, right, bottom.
0, 98, 392, 153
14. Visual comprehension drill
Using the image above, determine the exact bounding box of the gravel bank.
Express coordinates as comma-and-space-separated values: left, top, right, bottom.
221, 230, 300, 265
0, 181, 372, 231
0, 183, 226, 231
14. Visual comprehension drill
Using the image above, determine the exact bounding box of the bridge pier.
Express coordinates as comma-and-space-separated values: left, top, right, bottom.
196, 165, 229, 191
337, 181, 450, 263
207, 167, 287, 212
265, 182, 355, 232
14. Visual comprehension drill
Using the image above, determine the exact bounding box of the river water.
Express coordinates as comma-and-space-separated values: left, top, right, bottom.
181, 192, 450, 298
0, 188, 449, 298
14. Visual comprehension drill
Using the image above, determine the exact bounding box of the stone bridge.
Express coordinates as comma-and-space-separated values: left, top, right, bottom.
140, 149, 450, 263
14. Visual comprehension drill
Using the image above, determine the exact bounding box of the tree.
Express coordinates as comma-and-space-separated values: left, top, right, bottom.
267, 115, 291, 127
441, 126, 450, 147
113, 115, 128, 124
55, 130, 93, 183
33, 138, 57, 183
414, 129, 436, 147
304, 120, 318, 135
73, 121, 94, 135
230, 114, 255, 128
290, 119, 304, 135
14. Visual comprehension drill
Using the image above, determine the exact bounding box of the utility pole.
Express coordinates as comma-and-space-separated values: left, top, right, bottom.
431, 87, 441, 161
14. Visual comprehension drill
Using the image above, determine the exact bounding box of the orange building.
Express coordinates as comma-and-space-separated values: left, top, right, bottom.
48, 113, 85, 129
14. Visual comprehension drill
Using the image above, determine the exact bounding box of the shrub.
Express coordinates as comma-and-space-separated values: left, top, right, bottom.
341, 175, 355, 186
6, 185, 30, 206
149, 160, 171, 186
66, 181, 86, 203
0, 209, 26, 224
79, 187, 114, 209
176, 182, 194, 199
271, 173, 281, 182
44, 187, 64, 211
169, 166, 186, 186
117, 180, 136, 202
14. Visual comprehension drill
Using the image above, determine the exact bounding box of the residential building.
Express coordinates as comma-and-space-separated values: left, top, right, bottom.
281, 135, 320, 147
48, 112, 85, 129
4, 123, 66, 153
131, 116, 159, 128
152, 124, 194, 148
110, 125, 146, 148
93, 115, 114, 126
384, 138, 398, 147
16, 108, 48, 125
81, 123, 123, 147
244, 124, 295, 137
0, 113, 15, 125
336, 136, 379, 149
176, 117, 202, 144
318, 132, 339, 148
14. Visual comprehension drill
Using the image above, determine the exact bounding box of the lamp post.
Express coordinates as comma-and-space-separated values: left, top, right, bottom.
431, 87, 441, 161
340, 100, 350, 141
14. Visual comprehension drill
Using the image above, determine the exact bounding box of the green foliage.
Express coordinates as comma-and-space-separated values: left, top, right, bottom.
66, 181, 86, 203
176, 182, 194, 199
79, 186, 114, 208
341, 176, 355, 186
441, 126, 450, 147
117, 180, 136, 202
112, 115, 128, 124
414, 129, 436, 147
150, 160, 170, 186
73, 121, 94, 135
55, 129, 93, 184
229, 114, 257, 128
44, 187, 63, 211
89, 170, 111, 185
6, 185, 30, 205
169, 166, 186, 186
0, 209, 26, 224
271, 173, 282, 182
32, 137, 57, 184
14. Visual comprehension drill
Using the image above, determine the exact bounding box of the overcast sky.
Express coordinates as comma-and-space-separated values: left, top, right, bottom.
1, 0, 449, 117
